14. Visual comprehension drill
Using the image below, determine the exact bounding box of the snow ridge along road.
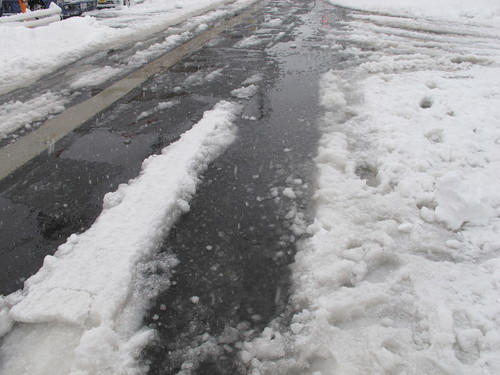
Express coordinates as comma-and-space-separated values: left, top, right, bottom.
0, 101, 242, 374
241, 1, 500, 374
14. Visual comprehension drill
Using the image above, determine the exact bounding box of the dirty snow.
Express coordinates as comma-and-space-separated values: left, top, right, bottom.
69, 66, 123, 90
242, 73, 264, 85
0, 101, 242, 375
236, 35, 264, 48
183, 68, 224, 87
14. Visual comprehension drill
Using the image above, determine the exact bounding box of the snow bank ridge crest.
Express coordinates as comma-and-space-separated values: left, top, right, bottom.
5, 100, 242, 328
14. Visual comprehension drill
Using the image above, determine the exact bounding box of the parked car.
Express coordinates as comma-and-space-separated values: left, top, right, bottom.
96, 0, 129, 9
1, 0, 97, 17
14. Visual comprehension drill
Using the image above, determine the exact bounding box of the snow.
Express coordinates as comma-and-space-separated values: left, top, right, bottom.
190, 296, 200, 304
0, 91, 69, 139
329, 0, 500, 22
242, 73, 264, 85
0, 101, 242, 374
0, 0, 257, 97
1, 0, 500, 373
282, 187, 296, 199
235, 35, 264, 48
0, 0, 258, 138
231, 84, 259, 99
136, 100, 179, 121
243, 1, 500, 374
69, 66, 123, 90
183, 68, 224, 86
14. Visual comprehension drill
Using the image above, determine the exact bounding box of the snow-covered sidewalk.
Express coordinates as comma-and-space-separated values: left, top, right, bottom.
244, 1, 500, 374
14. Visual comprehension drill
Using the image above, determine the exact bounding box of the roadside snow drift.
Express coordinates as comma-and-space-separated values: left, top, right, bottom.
0, 101, 241, 375
329, 0, 500, 21
0, 0, 259, 139
243, 1, 500, 374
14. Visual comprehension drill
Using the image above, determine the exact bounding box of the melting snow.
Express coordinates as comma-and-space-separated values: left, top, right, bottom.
231, 84, 259, 99
0, 101, 242, 375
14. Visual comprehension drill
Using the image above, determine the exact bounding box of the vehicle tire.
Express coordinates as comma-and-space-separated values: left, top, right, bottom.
28, 0, 46, 11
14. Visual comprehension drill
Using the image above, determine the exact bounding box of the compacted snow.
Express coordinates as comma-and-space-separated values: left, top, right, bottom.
243, 1, 500, 374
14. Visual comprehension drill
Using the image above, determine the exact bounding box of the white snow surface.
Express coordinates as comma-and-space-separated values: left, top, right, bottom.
231, 84, 259, 99
244, 1, 500, 375
330, 0, 500, 22
0, 91, 69, 139
0, 101, 242, 375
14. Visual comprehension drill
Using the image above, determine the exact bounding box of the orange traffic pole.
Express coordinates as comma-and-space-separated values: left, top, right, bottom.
18, 0, 27, 13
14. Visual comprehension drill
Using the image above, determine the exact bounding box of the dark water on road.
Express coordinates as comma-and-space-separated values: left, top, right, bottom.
140, 0, 349, 373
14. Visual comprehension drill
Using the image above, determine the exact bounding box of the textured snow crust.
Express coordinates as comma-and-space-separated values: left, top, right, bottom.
242, 2, 500, 374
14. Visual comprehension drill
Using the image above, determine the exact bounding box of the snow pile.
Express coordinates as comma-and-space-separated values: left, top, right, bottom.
243, 2, 500, 374
0, 15, 123, 96
330, 0, 500, 22
136, 100, 179, 121
0, 91, 69, 139
69, 66, 123, 89
231, 84, 259, 99
0, 101, 242, 375
0, 0, 258, 96
283, 67, 500, 374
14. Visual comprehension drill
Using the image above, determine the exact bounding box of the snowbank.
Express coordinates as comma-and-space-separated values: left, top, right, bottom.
243, 1, 500, 374
0, 101, 242, 375
329, 0, 500, 23
280, 64, 500, 374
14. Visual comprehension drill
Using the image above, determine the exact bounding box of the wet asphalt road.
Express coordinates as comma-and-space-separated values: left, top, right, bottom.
1, 0, 351, 373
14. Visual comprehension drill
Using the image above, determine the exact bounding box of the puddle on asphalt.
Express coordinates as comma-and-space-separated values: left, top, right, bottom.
59, 130, 157, 165
140, 0, 350, 373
